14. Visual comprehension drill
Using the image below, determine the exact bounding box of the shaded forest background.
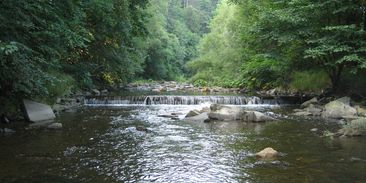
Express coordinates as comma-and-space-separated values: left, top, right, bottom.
1, 0, 366, 113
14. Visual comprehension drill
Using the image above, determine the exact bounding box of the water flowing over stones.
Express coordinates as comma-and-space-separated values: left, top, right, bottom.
84, 95, 293, 106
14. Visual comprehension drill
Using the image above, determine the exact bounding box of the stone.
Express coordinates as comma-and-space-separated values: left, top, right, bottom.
47, 123, 63, 130
23, 99, 56, 122
310, 128, 318, 132
322, 98, 357, 119
256, 147, 279, 159
337, 118, 366, 136
248, 111, 276, 122
304, 104, 323, 116
91, 89, 100, 96
184, 112, 210, 123
152, 88, 161, 93
185, 110, 201, 117
301, 97, 318, 108
208, 104, 275, 122
356, 106, 366, 117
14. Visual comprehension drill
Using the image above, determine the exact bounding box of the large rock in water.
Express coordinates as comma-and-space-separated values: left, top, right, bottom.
208, 104, 275, 122
322, 97, 357, 119
23, 99, 56, 122
184, 112, 210, 123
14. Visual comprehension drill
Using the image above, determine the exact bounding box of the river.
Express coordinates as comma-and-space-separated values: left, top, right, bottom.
1, 95, 366, 183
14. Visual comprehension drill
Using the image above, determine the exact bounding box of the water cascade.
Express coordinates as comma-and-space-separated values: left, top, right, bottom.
84, 95, 299, 106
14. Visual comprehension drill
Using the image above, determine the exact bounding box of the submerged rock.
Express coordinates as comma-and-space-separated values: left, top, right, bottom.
337, 118, 366, 137
256, 147, 279, 160
47, 123, 63, 130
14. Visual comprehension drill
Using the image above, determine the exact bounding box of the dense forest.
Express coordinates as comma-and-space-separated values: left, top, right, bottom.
0, 0, 218, 112
1, 0, 366, 114
190, 0, 366, 93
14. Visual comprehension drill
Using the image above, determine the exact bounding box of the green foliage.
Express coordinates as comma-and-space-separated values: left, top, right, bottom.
188, 0, 244, 88
140, 0, 218, 80
0, 0, 149, 112
289, 70, 331, 93
240, 55, 287, 90
46, 72, 76, 98
193, 79, 208, 87
190, 0, 366, 93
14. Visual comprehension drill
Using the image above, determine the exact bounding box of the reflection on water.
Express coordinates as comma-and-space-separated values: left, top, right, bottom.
1, 105, 366, 183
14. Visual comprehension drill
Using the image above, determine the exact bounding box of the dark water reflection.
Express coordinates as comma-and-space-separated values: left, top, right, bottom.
1, 105, 366, 183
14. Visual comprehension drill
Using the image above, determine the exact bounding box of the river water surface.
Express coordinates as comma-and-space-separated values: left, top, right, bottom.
1, 97, 366, 183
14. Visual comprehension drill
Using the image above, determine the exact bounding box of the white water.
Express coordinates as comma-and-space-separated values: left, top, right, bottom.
84, 95, 286, 106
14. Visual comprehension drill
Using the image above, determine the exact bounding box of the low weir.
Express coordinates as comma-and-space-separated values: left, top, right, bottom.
84, 95, 303, 106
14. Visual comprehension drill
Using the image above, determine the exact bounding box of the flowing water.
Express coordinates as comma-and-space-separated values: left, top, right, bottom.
1, 95, 366, 183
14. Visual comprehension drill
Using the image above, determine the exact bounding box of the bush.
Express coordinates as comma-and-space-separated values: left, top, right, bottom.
289, 70, 330, 93
193, 79, 208, 87
40, 71, 76, 104
240, 55, 287, 90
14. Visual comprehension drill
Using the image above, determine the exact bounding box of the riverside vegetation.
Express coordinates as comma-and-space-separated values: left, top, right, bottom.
2, 1, 366, 129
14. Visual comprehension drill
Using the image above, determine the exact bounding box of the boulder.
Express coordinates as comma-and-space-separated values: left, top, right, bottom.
208, 104, 275, 122
301, 97, 318, 108
23, 99, 56, 122
184, 112, 210, 123
322, 97, 357, 119
47, 123, 63, 130
208, 105, 243, 121
256, 147, 279, 159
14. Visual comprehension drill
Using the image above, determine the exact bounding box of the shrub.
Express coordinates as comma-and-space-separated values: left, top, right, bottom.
289, 70, 330, 93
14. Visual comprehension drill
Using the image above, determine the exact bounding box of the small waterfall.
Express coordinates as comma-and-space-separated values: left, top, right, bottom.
84, 95, 289, 106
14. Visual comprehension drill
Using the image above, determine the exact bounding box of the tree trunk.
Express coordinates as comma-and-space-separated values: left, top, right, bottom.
329, 65, 344, 92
